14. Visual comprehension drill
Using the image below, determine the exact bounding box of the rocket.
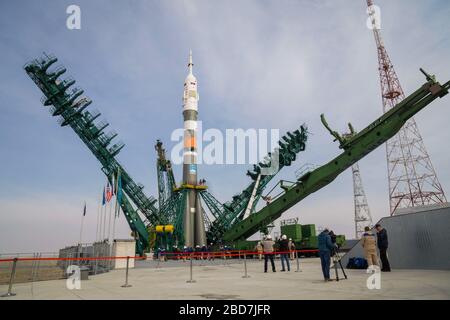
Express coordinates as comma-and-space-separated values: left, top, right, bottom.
182, 50, 207, 248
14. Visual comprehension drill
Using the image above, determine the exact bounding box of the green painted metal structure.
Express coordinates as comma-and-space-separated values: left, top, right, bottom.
202, 125, 308, 243
24, 54, 161, 254
223, 69, 450, 242
154, 126, 309, 247
24, 53, 449, 254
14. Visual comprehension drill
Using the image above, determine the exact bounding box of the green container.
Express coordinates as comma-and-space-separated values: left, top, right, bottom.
234, 240, 259, 251
336, 235, 346, 248
301, 224, 316, 238
298, 236, 318, 250
280, 224, 302, 240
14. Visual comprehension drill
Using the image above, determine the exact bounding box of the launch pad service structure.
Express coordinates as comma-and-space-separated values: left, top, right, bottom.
24, 46, 450, 255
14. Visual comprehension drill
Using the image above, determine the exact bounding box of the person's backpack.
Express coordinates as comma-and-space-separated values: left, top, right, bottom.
346, 257, 368, 269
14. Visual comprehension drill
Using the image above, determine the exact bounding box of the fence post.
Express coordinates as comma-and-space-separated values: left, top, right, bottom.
1, 258, 18, 297
156, 251, 161, 269
94, 252, 99, 275
242, 252, 250, 278
295, 250, 301, 272
186, 254, 196, 283
121, 256, 132, 288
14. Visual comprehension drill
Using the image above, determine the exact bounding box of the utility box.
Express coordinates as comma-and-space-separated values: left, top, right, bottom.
280, 224, 302, 240
112, 239, 136, 269
80, 267, 89, 280
301, 224, 316, 238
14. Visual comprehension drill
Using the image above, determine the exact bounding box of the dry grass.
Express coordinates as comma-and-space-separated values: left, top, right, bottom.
0, 260, 64, 285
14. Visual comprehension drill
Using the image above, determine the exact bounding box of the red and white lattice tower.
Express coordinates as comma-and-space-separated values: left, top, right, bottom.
366, 0, 447, 215
352, 163, 373, 239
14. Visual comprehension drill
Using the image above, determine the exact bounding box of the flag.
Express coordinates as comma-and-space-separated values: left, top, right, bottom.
106, 183, 113, 202
102, 187, 106, 206
83, 202, 86, 216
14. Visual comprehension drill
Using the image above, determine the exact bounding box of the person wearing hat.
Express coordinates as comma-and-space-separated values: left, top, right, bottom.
317, 228, 336, 281
255, 241, 263, 261
361, 226, 379, 268
289, 238, 296, 260
279, 235, 291, 271
262, 235, 276, 273
375, 223, 391, 272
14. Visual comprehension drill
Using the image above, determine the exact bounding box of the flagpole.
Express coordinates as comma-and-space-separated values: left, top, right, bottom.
96, 194, 101, 242
107, 194, 113, 243
112, 168, 119, 245
78, 202, 86, 263
79, 214, 85, 245
112, 195, 118, 245
102, 195, 107, 241
79, 202, 86, 245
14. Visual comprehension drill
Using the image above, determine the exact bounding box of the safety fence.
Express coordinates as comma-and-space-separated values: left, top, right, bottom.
0, 249, 320, 298
156, 249, 319, 260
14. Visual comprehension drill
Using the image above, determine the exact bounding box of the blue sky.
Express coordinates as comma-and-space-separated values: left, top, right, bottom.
0, 0, 449, 252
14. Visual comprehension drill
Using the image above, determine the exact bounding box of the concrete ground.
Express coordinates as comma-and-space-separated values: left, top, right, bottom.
1, 258, 449, 300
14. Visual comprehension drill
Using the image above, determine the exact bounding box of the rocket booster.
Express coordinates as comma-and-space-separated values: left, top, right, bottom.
182, 51, 206, 248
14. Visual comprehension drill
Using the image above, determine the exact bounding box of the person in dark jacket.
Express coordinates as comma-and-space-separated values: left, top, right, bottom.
328, 230, 337, 256
375, 224, 391, 272
279, 235, 290, 271
317, 229, 336, 281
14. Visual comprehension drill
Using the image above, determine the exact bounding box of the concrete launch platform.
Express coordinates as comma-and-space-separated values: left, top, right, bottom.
1, 258, 449, 300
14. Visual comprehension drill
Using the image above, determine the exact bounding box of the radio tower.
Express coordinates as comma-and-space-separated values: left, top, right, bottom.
366, 0, 447, 215
352, 163, 373, 238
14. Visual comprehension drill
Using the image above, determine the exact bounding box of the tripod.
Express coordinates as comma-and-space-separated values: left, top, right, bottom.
332, 249, 347, 281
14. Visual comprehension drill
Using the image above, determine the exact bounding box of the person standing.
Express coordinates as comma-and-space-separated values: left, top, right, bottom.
328, 230, 337, 257
328, 230, 337, 245
361, 226, 379, 268
289, 238, 296, 260
279, 235, 291, 271
318, 229, 335, 281
255, 242, 263, 261
262, 235, 276, 273
375, 224, 391, 272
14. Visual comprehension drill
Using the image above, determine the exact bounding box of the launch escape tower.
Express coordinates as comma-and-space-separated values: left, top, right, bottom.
367, 0, 447, 214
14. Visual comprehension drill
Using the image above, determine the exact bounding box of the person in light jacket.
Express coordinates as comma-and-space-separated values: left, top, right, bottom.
255, 242, 263, 261
361, 226, 379, 267
262, 235, 276, 273
289, 239, 296, 260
